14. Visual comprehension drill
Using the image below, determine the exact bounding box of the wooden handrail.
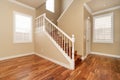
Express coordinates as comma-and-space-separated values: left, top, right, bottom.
44, 16, 73, 42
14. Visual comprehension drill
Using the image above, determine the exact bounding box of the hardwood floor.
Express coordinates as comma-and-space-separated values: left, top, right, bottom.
0, 54, 120, 80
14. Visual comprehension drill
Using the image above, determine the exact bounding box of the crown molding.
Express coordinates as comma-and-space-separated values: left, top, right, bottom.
8, 0, 35, 10
84, 3, 92, 15
84, 3, 120, 16
92, 6, 120, 15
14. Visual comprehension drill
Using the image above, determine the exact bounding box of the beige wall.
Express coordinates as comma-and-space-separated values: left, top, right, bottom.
91, 9, 120, 55
35, 31, 70, 65
61, 0, 73, 12
36, 0, 61, 24
0, 0, 35, 58
58, 0, 90, 55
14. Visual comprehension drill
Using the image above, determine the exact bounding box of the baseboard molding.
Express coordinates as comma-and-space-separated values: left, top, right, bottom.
90, 52, 120, 58
81, 55, 88, 61
0, 52, 34, 61
0, 52, 72, 69
35, 53, 72, 70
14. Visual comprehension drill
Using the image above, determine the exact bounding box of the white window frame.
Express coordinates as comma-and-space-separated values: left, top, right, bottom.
46, 0, 55, 13
93, 12, 114, 43
13, 11, 33, 43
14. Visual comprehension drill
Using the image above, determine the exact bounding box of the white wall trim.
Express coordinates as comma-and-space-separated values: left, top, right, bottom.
35, 53, 72, 70
81, 54, 89, 61
83, 3, 120, 15
0, 52, 72, 69
90, 52, 120, 58
0, 52, 34, 61
44, 31, 72, 63
57, 0, 74, 22
84, 3, 92, 15
8, 0, 35, 10
81, 56, 86, 61
92, 6, 120, 15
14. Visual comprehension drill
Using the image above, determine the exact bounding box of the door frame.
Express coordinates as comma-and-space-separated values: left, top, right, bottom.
86, 17, 91, 56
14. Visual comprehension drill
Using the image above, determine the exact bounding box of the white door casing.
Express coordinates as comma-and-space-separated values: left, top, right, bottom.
86, 17, 91, 56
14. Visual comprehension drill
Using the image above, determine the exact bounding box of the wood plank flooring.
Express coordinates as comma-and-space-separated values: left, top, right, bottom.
0, 54, 120, 80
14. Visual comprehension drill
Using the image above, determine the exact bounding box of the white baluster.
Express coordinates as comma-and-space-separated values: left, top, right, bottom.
43, 14, 46, 31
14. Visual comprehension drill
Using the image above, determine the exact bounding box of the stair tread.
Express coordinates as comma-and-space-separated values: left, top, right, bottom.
74, 51, 81, 65
75, 55, 81, 61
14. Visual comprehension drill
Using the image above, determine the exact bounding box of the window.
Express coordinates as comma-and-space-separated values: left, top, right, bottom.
13, 11, 32, 43
46, 0, 54, 13
93, 13, 113, 43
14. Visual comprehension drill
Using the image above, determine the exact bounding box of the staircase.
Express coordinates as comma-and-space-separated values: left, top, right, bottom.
35, 13, 81, 69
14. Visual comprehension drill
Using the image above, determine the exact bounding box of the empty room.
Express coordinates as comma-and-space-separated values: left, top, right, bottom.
0, 0, 120, 80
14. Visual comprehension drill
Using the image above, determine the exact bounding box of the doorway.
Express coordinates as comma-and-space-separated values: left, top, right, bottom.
86, 17, 91, 56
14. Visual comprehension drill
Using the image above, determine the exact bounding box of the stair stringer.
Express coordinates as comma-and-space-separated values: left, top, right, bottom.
44, 30, 72, 64
35, 31, 73, 69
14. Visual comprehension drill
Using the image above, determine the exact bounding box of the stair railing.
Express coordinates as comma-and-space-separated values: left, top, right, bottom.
35, 13, 75, 69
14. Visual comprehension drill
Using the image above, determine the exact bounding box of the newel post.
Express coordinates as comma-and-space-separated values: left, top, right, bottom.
71, 34, 75, 70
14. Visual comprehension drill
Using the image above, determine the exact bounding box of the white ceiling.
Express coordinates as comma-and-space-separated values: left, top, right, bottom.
16, 0, 46, 8
86, 0, 120, 13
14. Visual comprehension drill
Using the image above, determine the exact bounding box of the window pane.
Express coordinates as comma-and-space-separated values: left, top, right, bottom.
93, 13, 113, 43
14, 12, 32, 43
15, 14, 32, 33
46, 0, 54, 13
